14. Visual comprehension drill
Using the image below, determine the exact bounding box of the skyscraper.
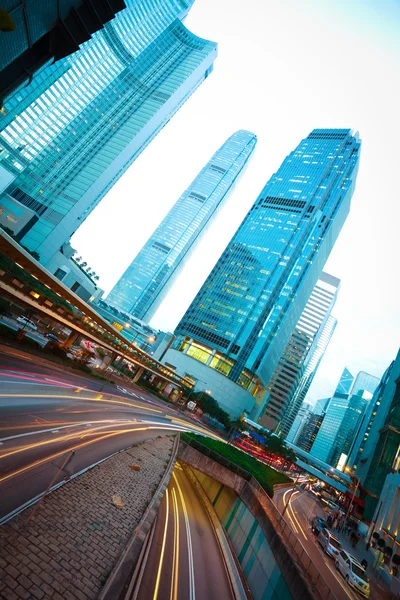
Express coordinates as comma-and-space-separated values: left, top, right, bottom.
350, 350, 400, 520
280, 314, 337, 436
0, 0, 126, 104
351, 371, 380, 396
0, 0, 217, 265
335, 367, 354, 394
259, 272, 339, 433
285, 402, 312, 444
162, 129, 361, 417
309, 391, 369, 467
296, 413, 324, 452
106, 130, 257, 320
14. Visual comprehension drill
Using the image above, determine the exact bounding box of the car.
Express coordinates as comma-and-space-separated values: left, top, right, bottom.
336, 549, 370, 597
16, 316, 37, 330
318, 528, 342, 558
310, 515, 327, 536
45, 333, 61, 343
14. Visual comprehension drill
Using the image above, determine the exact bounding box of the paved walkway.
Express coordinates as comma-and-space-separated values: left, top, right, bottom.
0, 436, 175, 600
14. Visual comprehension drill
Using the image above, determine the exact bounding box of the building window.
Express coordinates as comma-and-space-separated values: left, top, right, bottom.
54, 268, 66, 281
71, 282, 80, 293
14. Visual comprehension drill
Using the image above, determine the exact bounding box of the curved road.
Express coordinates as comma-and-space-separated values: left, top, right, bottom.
0, 350, 223, 523
274, 486, 375, 600
134, 463, 235, 600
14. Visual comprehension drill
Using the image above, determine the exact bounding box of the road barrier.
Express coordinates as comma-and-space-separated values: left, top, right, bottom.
181, 437, 338, 600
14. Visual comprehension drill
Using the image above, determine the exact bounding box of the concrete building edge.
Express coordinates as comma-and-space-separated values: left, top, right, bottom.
181, 462, 251, 600
98, 433, 180, 600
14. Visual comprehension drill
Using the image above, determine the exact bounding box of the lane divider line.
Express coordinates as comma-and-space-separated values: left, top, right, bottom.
152, 489, 170, 600
173, 472, 196, 600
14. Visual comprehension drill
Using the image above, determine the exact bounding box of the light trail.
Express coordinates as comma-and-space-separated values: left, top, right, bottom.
287, 490, 309, 540
173, 470, 196, 600
0, 424, 188, 485
282, 489, 299, 534
153, 488, 170, 600
171, 488, 180, 600
0, 392, 164, 415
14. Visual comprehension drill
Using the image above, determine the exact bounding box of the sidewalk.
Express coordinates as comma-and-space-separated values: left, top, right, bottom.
334, 529, 395, 599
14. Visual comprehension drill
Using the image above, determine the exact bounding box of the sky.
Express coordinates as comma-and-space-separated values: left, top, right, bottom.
72, 0, 400, 404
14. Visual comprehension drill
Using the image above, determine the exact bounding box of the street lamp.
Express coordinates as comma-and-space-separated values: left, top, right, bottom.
342, 467, 360, 529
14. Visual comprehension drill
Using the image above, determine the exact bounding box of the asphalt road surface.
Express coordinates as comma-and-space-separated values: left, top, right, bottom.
0, 349, 223, 523
134, 463, 235, 600
274, 486, 373, 600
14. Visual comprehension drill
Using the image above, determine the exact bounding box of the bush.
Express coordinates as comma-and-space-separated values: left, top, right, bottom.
181, 432, 291, 497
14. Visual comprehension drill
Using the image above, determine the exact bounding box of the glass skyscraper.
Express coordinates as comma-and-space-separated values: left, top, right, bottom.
164, 129, 361, 417
335, 367, 354, 394
106, 130, 257, 321
0, 0, 217, 265
309, 391, 369, 467
259, 272, 339, 433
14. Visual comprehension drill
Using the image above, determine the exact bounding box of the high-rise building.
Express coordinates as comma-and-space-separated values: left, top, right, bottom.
162, 129, 361, 417
260, 272, 339, 433
0, 0, 126, 105
309, 391, 369, 468
280, 315, 337, 436
351, 371, 380, 396
296, 412, 324, 452
286, 402, 312, 444
106, 130, 257, 320
0, 0, 217, 266
335, 367, 354, 394
352, 350, 400, 520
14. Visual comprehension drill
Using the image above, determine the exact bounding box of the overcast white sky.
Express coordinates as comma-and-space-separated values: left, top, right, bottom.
72, 0, 400, 403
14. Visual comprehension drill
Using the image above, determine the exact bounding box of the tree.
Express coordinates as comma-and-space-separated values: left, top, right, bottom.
191, 391, 231, 429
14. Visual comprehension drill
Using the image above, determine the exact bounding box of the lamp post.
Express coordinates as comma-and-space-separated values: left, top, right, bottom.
343, 467, 360, 529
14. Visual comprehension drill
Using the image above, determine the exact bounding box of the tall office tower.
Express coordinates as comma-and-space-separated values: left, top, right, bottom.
335, 367, 354, 394
0, 0, 217, 266
280, 314, 337, 437
286, 402, 312, 444
163, 129, 361, 417
351, 350, 400, 520
296, 412, 324, 452
259, 272, 339, 433
309, 390, 369, 468
106, 130, 257, 320
351, 371, 380, 396
0, 0, 125, 104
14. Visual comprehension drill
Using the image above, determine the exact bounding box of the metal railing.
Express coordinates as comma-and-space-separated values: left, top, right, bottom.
181, 438, 338, 600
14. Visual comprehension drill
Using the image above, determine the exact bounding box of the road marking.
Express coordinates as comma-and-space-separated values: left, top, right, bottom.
51, 430, 60, 434
173, 472, 196, 600
171, 488, 180, 600
153, 489, 170, 600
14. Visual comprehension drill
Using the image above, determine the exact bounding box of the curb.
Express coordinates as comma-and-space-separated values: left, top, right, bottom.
181, 462, 251, 600
99, 433, 180, 600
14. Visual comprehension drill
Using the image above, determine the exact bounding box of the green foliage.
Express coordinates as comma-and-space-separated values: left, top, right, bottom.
181, 432, 291, 497
260, 432, 297, 465
0, 297, 12, 315
191, 391, 231, 429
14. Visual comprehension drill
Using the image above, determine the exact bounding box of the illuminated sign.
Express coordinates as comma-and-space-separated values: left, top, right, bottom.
112, 322, 123, 332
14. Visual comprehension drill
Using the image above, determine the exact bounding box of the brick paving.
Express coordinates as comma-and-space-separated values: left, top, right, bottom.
0, 436, 175, 600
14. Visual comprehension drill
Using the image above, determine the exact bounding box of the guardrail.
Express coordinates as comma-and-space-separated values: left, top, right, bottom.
181, 437, 338, 600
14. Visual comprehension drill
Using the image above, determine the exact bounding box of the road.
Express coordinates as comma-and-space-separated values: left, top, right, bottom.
274, 486, 372, 600
0, 350, 222, 523
133, 463, 235, 600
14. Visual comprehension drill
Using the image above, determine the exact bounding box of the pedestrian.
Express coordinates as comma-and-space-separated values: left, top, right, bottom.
354, 532, 360, 548
351, 531, 356, 548
333, 517, 339, 530
361, 559, 368, 570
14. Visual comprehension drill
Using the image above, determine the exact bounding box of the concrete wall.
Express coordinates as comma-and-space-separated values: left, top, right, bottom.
178, 442, 315, 600
162, 347, 257, 418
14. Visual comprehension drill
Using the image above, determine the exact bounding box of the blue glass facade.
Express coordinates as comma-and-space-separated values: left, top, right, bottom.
174, 130, 361, 401
106, 130, 257, 321
310, 392, 368, 467
0, 0, 217, 265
